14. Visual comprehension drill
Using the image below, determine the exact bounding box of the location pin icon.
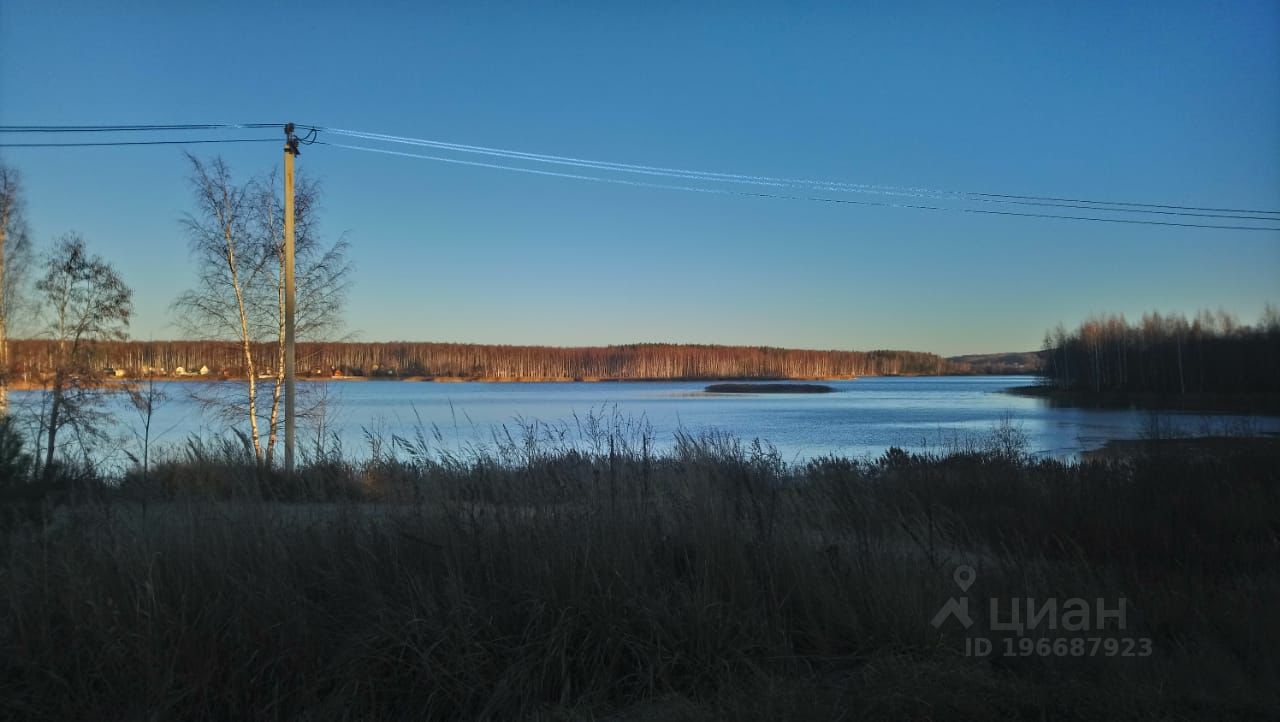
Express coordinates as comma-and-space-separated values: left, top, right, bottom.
954, 565, 976, 593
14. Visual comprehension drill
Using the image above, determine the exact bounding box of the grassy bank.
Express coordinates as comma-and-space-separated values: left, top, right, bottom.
1006, 384, 1280, 414
2, 424, 1278, 720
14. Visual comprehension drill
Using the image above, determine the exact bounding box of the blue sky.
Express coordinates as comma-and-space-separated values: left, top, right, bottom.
2, 0, 1277, 355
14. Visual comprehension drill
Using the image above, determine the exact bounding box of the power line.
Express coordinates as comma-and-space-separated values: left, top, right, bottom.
322, 127, 1280, 218
963, 191, 1280, 216
0, 138, 281, 148
5, 122, 1277, 227
0, 123, 297, 133
321, 142, 1280, 232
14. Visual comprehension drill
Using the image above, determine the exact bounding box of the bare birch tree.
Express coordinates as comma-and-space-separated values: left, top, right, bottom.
174, 154, 350, 466
175, 155, 268, 458
32, 234, 132, 479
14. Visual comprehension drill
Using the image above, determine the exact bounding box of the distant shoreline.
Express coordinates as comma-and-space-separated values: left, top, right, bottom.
8, 374, 865, 390
6, 371, 1039, 392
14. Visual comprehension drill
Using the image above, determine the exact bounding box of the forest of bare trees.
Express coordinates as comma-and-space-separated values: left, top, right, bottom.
1040, 306, 1280, 394
7, 340, 950, 381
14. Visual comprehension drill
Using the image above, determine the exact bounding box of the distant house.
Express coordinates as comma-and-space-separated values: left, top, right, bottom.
199, 365, 210, 376
174, 366, 186, 376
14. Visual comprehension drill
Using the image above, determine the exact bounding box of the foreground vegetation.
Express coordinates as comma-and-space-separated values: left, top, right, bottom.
1, 420, 1278, 720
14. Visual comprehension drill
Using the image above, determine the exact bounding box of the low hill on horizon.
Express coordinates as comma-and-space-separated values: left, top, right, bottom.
947, 351, 1044, 375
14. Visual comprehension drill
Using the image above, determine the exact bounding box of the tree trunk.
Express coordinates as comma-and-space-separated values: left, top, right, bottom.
264, 263, 287, 466
1177, 337, 1185, 395
223, 223, 262, 460
43, 374, 61, 480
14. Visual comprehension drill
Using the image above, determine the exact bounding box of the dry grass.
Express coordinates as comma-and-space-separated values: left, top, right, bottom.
1, 417, 1277, 720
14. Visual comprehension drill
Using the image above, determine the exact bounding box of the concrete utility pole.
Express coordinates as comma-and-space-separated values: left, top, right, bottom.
0, 208, 7, 417
0, 201, 7, 416
283, 123, 299, 473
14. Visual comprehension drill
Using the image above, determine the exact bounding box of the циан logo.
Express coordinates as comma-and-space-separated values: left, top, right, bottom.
931, 564, 1153, 658
931, 564, 976, 629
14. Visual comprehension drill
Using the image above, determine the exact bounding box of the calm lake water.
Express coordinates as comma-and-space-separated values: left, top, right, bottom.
16, 375, 1280, 466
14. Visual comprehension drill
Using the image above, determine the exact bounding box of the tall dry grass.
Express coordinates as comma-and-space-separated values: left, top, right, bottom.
2, 416, 1277, 720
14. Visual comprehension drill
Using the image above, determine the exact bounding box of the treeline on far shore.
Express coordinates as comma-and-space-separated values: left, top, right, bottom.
1040, 306, 1280, 394
7, 340, 952, 381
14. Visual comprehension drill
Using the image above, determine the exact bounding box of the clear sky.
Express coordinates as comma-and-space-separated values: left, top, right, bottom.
2, 0, 1277, 356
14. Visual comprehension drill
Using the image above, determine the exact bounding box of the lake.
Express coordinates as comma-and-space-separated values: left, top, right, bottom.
14, 375, 1280, 466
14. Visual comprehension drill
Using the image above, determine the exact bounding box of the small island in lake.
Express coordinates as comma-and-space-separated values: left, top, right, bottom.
704, 383, 836, 394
